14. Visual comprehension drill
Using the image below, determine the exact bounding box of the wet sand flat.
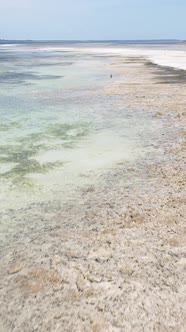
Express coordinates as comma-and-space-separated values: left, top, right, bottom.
0, 49, 186, 332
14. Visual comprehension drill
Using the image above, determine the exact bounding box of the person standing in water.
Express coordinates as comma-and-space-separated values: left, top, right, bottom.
110, 74, 112, 78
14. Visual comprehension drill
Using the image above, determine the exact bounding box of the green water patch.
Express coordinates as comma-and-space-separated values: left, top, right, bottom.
0, 121, 22, 132
1, 158, 65, 190
0, 122, 90, 188
0, 124, 10, 132
46, 123, 89, 140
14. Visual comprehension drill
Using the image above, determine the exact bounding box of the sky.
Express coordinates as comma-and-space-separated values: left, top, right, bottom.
0, 0, 185, 40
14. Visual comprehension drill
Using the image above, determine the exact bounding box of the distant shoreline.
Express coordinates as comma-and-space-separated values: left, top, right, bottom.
0, 39, 185, 45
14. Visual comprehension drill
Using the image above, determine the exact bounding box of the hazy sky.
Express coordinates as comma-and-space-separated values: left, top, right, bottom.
0, 0, 185, 40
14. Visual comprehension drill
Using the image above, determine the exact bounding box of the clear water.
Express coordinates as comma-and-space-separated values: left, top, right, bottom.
0, 43, 162, 210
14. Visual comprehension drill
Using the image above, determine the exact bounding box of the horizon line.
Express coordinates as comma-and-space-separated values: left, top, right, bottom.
0, 38, 185, 42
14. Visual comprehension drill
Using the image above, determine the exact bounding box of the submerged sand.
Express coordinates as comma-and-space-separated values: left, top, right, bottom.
0, 50, 186, 332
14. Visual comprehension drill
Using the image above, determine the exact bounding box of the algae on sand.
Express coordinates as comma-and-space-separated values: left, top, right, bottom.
0, 122, 90, 190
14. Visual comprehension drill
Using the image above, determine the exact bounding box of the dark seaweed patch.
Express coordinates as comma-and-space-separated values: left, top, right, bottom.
0, 122, 89, 187
31, 61, 73, 67
145, 60, 186, 84
0, 71, 63, 84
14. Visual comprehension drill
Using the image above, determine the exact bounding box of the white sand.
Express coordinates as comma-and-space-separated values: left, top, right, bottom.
50, 45, 186, 71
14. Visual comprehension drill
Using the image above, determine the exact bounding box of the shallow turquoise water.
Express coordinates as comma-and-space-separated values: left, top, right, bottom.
0, 43, 162, 210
